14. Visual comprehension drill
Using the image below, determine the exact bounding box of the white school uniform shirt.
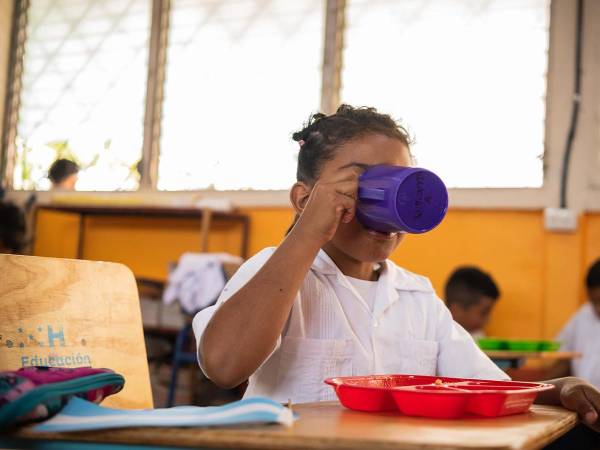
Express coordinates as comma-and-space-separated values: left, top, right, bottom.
193, 247, 508, 403
558, 303, 600, 388
346, 276, 378, 312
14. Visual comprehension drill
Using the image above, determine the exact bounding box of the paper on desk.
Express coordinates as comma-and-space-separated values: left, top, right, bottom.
33, 397, 295, 432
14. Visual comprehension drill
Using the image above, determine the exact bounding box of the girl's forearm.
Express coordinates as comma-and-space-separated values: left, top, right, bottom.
200, 229, 321, 388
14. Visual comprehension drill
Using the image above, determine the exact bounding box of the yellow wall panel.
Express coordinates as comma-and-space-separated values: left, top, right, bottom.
81, 216, 246, 281
543, 230, 585, 339
584, 214, 600, 269
32, 208, 600, 339
239, 207, 295, 255
33, 210, 80, 259
391, 211, 545, 338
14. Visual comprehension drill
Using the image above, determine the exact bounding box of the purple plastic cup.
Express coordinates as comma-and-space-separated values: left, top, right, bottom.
356, 165, 448, 234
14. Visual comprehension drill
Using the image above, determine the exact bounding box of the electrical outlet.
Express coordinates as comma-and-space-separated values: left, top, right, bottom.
544, 208, 578, 232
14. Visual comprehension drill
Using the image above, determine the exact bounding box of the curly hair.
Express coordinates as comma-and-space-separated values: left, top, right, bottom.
292, 104, 412, 184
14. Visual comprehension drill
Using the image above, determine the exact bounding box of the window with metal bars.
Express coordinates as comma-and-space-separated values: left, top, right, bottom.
342, 0, 550, 188
2, 0, 552, 192
11, 0, 151, 191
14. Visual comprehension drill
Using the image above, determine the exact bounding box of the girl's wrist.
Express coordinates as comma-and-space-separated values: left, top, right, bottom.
285, 225, 325, 255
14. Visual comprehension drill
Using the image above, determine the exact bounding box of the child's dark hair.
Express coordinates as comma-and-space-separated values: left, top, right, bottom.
586, 259, 600, 289
292, 104, 412, 184
445, 267, 500, 308
0, 201, 26, 253
48, 159, 79, 184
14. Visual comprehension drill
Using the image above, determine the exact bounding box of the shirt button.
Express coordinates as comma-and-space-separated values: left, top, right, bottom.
372, 319, 379, 328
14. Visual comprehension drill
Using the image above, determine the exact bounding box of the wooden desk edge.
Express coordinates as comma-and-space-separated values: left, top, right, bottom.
12, 407, 580, 450
484, 351, 582, 360
10, 429, 523, 450
36, 204, 249, 221
11, 428, 420, 450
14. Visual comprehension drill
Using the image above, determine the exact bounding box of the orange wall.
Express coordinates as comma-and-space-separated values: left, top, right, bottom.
33, 208, 600, 339
33, 210, 81, 259
34, 210, 248, 280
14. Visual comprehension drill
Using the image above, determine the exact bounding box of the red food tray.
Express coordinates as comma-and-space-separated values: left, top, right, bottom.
325, 375, 553, 419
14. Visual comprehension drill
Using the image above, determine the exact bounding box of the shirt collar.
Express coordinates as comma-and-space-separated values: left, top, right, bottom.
311, 249, 433, 293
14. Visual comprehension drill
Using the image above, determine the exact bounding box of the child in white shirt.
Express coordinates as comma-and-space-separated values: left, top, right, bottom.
194, 105, 600, 433
554, 259, 600, 388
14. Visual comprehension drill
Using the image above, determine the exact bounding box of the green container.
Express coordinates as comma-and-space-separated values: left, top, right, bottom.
506, 340, 540, 352
539, 341, 561, 352
477, 338, 508, 350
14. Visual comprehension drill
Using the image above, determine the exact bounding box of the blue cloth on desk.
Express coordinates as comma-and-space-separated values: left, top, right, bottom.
33, 396, 294, 432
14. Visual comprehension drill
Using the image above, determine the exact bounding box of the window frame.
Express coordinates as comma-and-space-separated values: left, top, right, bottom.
1, 0, 599, 211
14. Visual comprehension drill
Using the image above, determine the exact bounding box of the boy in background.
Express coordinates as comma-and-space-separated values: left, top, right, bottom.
48, 159, 79, 191
445, 266, 500, 338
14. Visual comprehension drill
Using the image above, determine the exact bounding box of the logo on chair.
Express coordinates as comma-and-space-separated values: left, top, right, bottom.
1, 323, 93, 368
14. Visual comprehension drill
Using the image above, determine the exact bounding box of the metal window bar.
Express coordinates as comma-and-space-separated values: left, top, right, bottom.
140, 0, 170, 190
1, 0, 29, 190
321, 0, 345, 115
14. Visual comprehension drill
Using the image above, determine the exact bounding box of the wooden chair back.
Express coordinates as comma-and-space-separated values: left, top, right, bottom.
0, 253, 153, 409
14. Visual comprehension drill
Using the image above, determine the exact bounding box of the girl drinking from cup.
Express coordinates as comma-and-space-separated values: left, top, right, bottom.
194, 105, 600, 434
